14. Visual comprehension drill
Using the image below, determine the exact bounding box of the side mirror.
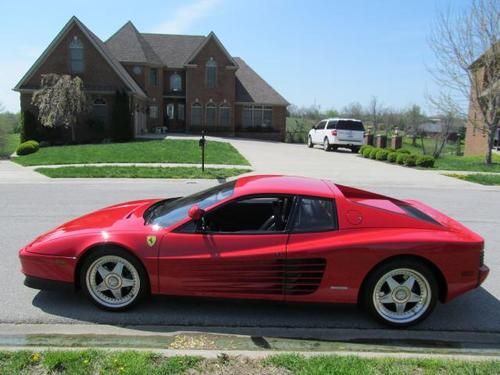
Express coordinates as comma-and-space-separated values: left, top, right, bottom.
311, 126, 316, 130
188, 205, 205, 221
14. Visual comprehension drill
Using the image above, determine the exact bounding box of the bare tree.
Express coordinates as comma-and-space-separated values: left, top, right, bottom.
341, 102, 364, 120
405, 104, 426, 146
428, 0, 499, 164
366, 96, 384, 133
32, 74, 88, 142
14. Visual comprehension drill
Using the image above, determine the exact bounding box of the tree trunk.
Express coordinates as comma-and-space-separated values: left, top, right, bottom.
485, 129, 495, 164
71, 123, 76, 143
412, 134, 417, 146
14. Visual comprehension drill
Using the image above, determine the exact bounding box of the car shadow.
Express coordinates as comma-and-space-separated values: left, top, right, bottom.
31, 287, 500, 348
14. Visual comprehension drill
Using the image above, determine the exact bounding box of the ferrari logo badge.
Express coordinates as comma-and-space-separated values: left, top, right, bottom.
146, 235, 157, 247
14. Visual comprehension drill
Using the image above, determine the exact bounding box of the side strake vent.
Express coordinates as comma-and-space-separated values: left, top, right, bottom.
182, 258, 326, 296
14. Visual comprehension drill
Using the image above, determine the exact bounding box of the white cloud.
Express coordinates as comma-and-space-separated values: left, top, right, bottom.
152, 0, 222, 34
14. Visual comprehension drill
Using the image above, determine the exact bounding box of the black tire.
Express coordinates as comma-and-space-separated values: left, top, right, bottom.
323, 138, 331, 151
361, 258, 438, 328
80, 247, 149, 312
307, 136, 313, 148
351, 146, 360, 153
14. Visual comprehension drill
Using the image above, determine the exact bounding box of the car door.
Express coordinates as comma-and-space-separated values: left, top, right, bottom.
157, 195, 294, 301
284, 196, 339, 301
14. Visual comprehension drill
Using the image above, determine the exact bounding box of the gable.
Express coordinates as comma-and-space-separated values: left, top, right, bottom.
186, 33, 236, 67
14, 17, 145, 97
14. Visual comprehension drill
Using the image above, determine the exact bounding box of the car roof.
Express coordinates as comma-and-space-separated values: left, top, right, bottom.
233, 175, 336, 198
320, 118, 363, 122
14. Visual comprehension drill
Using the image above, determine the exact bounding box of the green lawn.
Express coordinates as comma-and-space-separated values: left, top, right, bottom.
0, 133, 20, 158
1, 351, 499, 375
14, 139, 249, 166
35, 166, 250, 179
445, 173, 500, 185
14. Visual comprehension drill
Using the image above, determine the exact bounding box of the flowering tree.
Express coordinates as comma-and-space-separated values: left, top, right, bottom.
31, 74, 88, 142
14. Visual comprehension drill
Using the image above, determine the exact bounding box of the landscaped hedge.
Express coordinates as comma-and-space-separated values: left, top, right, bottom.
16, 140, 40, 156
376, 149, 389, 161
362, 146, 374, 158
396, 153, 409, 165
369, 148, 380, 159
416, 155, 435, 168
404, 154, 417, 167
387, 152, 398, 163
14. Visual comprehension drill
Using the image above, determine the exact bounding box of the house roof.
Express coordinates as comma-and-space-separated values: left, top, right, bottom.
234, 57, 289, 106
106, 22, 163, 65
13, 16, 146, 98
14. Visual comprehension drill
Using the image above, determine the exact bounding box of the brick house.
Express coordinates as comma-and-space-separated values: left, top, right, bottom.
464, 43, 499, 156
13, 16, 289, 142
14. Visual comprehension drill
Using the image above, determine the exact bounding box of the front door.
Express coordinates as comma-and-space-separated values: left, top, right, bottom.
164, 100, 185, 132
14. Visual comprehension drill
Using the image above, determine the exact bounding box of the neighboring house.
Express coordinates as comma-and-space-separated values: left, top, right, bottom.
13, 16, 289, 142
418, 118, 459, 140
464, 43, 499, 155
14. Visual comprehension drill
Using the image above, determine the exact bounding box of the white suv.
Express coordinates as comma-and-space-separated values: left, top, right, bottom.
307, 118, 365, 152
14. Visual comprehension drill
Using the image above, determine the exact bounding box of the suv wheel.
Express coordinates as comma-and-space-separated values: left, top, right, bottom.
307, 136, 313, 148
323, 138, 331, 151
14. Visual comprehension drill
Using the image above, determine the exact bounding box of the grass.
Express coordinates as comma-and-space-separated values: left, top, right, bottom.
0, 133, 20, 158
35, 166, 250, 179
1, 351, 499, 375
14, 139, 249, 166
445, 173, 500, 185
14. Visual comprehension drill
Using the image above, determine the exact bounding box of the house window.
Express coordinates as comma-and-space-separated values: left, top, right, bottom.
241, 105, 273, 128
149, 105, 158, 119
191, 102, 202, 127
170, 72, 182, 91
166, 103, 174, 120
220, 104, 230, 127
206, 102, 217, 127
149, 68, 159, 86
69, 36, 84, 73
178, 103, 185, 121
206, 58, 217, 88
93, 98, 107, 125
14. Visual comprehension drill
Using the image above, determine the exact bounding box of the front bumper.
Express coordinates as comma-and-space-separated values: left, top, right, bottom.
19, 247, 76, 285
24, 275, 73, 291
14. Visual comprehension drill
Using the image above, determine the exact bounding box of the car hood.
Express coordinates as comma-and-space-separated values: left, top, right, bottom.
29, 199, 160, 245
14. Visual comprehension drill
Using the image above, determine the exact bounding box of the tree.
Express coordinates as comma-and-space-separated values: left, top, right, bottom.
366, 96, 384, 133
428, 0, 499, 164
31, 74, 88, 142
111, 90, 132, 142
405, 104, 426, 145
341, 102, 364, 120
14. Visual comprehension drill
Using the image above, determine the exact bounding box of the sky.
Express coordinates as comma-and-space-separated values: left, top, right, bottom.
0, 0, 472, 114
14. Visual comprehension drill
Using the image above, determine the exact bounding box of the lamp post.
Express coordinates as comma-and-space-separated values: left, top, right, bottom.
199, 131, 206, 172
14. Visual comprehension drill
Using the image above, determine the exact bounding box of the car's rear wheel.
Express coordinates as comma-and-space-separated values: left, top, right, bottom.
323, 138, 331, 151
307, 136, 313, 148
81, 248, 148, 311
362, 259, 437, 327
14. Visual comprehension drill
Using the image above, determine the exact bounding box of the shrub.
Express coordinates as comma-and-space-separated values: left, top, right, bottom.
387, 152, 398, 163
16, 140, 40, 156
111, 90, 133, 142
359, 145, 371, 154
416, 155, 435, 168
369, 148, 380, 159
397, 149, 411, 154
396, 153, 409, 165
362, 146, 374, 158
404, 154, 417, 167
376, 149, 389, 161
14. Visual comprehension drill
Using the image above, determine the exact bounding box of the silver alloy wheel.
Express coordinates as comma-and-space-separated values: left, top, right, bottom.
85, 255, 140, 308
323, 138, 329, 151
372, 268, 431, 324
308, 136, 313, 147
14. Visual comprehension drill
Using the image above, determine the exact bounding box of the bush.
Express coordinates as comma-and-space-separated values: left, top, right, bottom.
404, 154, 417, 167
397, 149, 411, 154
376, 149, 389, 161
362, 146, 374, 158
16, 140, 40, 156
396, 153, 409, 165
359, 145, 372, 154
369, 148, 380, 159
111, 90, 133, 142
416, 155, 435, 168
387, 152, 398, 163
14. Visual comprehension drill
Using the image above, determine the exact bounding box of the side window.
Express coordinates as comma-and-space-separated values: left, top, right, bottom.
326, 121, 336, 130
180, 196, 294, 233
292, 197, 337, 232
315, 121, 326, 130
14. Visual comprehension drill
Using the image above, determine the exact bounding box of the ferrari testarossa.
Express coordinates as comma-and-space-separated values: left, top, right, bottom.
20, 175, 489, 327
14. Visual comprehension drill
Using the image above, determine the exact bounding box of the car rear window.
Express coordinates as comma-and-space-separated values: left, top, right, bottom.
337, 120, 364, 131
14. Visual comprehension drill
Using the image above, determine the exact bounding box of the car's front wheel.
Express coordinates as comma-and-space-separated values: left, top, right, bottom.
81, 248, 148, 311
362, 259, 437, 327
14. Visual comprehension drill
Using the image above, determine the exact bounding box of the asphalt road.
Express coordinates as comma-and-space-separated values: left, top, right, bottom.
0, 178, 499, 339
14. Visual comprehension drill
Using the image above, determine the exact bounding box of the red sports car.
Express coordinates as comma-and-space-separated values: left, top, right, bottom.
19, 175, 489, 327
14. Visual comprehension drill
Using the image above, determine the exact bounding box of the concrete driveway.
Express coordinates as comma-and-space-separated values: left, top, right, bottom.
0, 139, 499, 345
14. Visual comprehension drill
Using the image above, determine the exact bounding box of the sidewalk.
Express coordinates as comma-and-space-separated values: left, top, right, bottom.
0, 160, 48, 183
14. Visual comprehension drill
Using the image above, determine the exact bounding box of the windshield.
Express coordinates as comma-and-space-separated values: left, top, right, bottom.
145, 181, 236, 228
337, 120, 364, 131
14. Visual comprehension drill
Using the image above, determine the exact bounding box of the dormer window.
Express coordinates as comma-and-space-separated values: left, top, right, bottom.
205, 58, 217, 88
69, 36, 84, 73
170, 72, 182, 91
